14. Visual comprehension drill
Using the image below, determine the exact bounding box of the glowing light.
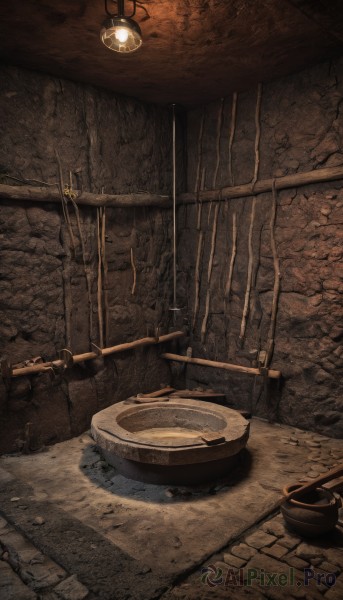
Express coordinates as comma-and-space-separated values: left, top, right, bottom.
115, 27, 129, 43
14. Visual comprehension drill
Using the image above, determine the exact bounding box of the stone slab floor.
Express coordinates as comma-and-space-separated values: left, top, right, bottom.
0, 417, 342, 600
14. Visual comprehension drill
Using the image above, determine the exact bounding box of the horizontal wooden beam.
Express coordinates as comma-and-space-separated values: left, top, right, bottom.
179, 165, 343, 204
3, 331, 184, 378
1, 165, 342, 209
0, 184, 171, 208
161, 352, 281, 379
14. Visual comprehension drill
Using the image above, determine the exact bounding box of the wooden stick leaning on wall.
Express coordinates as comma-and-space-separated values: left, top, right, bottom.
97, 208, 104, 348
192, 167, 206, 330
201, 201, 220, 343
228, 92, 238, 186
200, 98, 224, 341
54, 149, 76, 252
239, 197, 256, 345
4, 332, 185, 378
265, 179, 281, 366
130, 247, 137, 295
101, 207, 110, 345
192, 109, 205, 330
194, 107, 205, 197
213, 98, 224, 189
251, 83, 262, 187
68, 176, 94, 344
224, 211, 237, 301
161, 352, 281, 379
208, 98, 224, 224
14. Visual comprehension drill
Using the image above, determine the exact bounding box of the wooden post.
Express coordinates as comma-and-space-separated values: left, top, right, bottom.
5, 332, 185, 378
161, 352, 281, 379
179, 165, 343, 204
0, 184, 171, 208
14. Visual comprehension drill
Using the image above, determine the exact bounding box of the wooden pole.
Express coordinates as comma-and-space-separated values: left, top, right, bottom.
179, 165, 343, 204
239, 197, 256, 344
2, 165, 343, 208
265, 179, 281, 366
7, 332, 185, 378
251, 83, 262, 187
161, 352, 281, 379
0, 184, 171, 208
228, 92, 238, 186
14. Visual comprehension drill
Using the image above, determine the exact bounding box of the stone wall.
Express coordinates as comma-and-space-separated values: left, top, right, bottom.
0, 66, 183, 452
178, 58, 343, 438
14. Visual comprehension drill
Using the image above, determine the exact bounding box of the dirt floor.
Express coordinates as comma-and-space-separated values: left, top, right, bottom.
0, 417, 342, 599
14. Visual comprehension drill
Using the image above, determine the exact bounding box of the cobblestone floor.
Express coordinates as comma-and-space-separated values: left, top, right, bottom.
161, 512, 343, 600
0, 513, 89, 600
0, 419, 342, 599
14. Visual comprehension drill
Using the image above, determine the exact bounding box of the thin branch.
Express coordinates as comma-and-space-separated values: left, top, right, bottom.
194, 107, 205, 195
224, 211, 237, 300
201, 202, 220, 344
239, 197, 256, 343
265, 179, 281, 366
101, 207, 110, 346
192, 167, 206, 331
130, 247, 137, 295
213, 97, 224, 189
97, 209, 104, 348
228, 92, 238, 186
251, 83, 262, 187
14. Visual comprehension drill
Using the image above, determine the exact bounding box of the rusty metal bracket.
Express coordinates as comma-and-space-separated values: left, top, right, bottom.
58, 348, 74, 368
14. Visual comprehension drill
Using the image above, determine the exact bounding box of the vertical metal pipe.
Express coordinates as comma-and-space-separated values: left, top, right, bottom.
172, 104, 177, 309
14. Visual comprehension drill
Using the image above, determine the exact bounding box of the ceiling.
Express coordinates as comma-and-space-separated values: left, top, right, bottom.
0, 0, 342, 106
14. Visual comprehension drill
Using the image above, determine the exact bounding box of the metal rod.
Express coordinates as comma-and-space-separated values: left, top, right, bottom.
172, 104, 177, 310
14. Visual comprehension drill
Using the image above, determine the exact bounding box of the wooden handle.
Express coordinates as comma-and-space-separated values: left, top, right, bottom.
285, 463, 343, 502
124, 397, 170, 405
161, 352, 281, 379
140, 387, 175, 398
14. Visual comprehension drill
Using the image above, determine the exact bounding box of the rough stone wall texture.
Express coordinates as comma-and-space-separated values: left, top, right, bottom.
0, 66, 182, 452
178, 58, 343, 438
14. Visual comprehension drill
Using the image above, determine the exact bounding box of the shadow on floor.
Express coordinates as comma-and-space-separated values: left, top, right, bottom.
79, 442, 253, 504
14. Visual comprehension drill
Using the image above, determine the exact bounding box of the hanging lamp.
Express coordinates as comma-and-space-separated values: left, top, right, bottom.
101, 0, 142, 54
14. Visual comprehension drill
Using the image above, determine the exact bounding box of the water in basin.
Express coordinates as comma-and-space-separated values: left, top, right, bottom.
135, 426, 202, 441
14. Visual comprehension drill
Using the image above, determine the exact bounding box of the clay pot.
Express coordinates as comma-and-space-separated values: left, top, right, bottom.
281, 483, 341, 537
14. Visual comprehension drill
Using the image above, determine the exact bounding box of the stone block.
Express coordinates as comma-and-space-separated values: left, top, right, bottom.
261, 518, 286, 537
261, 543, 289, 559
245, 530, 277, 549
54, 575, 89, 600
283, 554, 309, 570
0, 530, 41, 564
0, 529, 66, 590
324, 574, 343, 600
223, 552, 246, 568
277, 533, 300, 550
295, 542, 326, 562
22, 558, 66, 591
0, 560, 37, 600
231, 543, 257, 560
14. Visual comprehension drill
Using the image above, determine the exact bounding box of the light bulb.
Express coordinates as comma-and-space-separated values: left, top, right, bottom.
101, 17, 142, 53
115, 27, 129, 43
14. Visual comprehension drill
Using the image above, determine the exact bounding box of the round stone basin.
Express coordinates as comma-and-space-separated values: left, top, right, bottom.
91, 398, 250, 485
